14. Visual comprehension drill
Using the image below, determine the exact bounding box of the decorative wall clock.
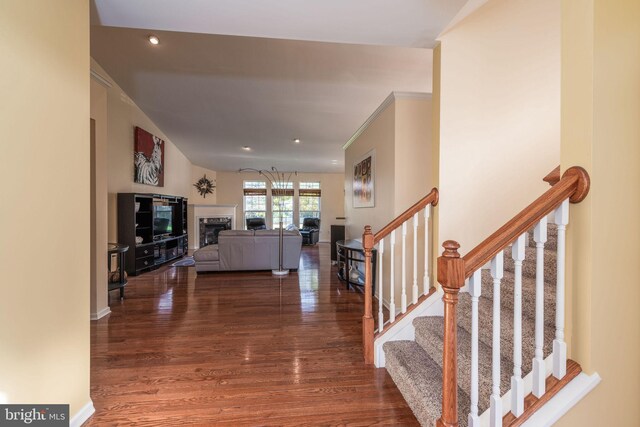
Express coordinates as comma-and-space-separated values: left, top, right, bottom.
194, 174, 216, 198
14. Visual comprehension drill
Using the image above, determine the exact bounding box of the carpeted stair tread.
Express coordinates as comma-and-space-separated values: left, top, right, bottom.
457, 292, 555, 376
503, 246, 557, 280
414, 316, 512, 415
384, 340, 471, 427
480, 269, 557, 328
383, 222, 559, 424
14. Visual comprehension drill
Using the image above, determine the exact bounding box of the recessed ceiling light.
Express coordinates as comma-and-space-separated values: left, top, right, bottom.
148, 35, 160, 45
331, 160, 338, 163
242, 146, 251, 151
293, 138, 301, 143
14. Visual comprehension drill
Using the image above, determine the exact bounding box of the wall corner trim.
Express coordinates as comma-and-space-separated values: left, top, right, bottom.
90, 69, 113, 88
70, 400, 95, 427
342, 91, 432, 151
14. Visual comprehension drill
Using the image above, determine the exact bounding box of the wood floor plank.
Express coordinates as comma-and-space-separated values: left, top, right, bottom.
89, 243, 417, 426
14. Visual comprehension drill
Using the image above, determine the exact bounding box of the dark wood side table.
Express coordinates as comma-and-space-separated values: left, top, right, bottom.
330, 225, 345, 263
108, 243, 129, 301
336, 239, 376, 293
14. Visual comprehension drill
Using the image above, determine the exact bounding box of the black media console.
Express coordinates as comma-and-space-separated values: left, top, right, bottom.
117, 193, 188, 276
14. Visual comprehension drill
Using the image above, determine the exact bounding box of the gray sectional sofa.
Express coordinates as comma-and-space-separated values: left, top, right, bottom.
193, 229, 302, 272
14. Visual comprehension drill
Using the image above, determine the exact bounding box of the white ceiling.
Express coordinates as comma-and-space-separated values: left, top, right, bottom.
92, 0, 466, 48
90, 1, 466, 173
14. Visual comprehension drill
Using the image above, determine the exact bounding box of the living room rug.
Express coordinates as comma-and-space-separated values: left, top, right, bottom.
171, 256, 195, 267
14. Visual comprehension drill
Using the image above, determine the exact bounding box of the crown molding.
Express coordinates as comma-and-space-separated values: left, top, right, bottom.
437, 0, 490, 39
90, 69, 113, 88
342, 91, 431, 150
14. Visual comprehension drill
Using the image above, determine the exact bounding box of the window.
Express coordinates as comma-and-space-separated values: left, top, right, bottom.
243, 181, 267, 228
272, 182, 294, 228
299, 182, 321, 227
244, 181, 321, 229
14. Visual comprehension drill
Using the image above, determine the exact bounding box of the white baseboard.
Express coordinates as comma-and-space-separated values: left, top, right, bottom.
479, 355, 600, 426
373, 289, 444, 367
70, 400, 95, 427
374, 294, 395, 315
90, 306, 111, 321
521, 372, 601, 426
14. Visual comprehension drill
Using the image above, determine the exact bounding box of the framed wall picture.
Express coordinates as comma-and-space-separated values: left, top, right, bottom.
353, 149, 375, 208
134, 126, 165, 187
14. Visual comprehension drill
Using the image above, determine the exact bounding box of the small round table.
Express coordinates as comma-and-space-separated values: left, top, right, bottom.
336, 239, 377, 293
108, 243, 129, 301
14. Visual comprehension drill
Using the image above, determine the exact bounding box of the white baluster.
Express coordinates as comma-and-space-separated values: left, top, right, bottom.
553, 199, 569, 379
412, 213, 419, 305
468, 269, 482, 427
389, 230, 396, 322
490, 252, 504, 427
423, 206, 431, 295
378, 238, 385, 331
511, 233, 526, 416
533, 217, 548, 397
401, 222, 407, 313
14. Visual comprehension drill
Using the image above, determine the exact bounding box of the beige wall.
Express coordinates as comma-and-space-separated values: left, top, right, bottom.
438, 0, 560, 251
394, 97, 433, 214
344, 101, 396, 239
90, 60, 194, 241
90, 79, 109, 319
0, 0, 91, 419
190, 165, 218, 205
345, 94, 434, 238
216, 171, 344, 242
431, 44, 442, 285
557, 0, 640, 425
344, 94, 434, 309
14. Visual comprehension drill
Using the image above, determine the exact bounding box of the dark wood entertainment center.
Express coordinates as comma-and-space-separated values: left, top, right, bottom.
118, 193, 188, 275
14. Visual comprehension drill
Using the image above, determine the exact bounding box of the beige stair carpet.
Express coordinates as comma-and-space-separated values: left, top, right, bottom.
384, 225, 558, 426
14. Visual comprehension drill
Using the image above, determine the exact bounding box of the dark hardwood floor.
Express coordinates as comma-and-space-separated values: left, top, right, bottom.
89, 243, 418, 426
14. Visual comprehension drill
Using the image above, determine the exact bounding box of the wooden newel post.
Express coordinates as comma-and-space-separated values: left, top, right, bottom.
436, 240, 466, 427
362, 225, 375, 364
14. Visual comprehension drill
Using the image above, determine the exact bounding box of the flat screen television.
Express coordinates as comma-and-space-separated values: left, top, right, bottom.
153, 204, 173, 235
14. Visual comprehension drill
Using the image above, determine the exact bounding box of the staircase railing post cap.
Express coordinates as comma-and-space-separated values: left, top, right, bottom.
431, 187, 439, 206
438, 240, 465, 290
362, 225, 374, 250
442, 240, 461, 258
562, 166, 590, 203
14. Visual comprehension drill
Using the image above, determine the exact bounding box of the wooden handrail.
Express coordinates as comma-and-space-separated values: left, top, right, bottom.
436, 166, 589, 427
374, 188, 439, 244
463, 166, 589, 277
361, 187, 438, 364
543, 166, 561, 186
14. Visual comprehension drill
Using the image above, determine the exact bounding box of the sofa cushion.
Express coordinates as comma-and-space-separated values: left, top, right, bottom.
193, 244, 219, 262
195, 229, 302, 272
254, 229, 279, 237
219, 230, 255, 237
254, 230, 302, 270
255, 229, 301, 237
196, 260, 219, 272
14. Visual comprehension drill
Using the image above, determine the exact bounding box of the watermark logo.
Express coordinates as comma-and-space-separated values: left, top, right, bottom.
0, 405, 69, 426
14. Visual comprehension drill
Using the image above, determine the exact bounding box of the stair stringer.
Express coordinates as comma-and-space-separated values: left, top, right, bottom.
374, 288, 444, 367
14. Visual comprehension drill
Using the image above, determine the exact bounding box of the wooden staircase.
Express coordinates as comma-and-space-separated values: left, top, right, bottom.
360, 166, 591, 426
